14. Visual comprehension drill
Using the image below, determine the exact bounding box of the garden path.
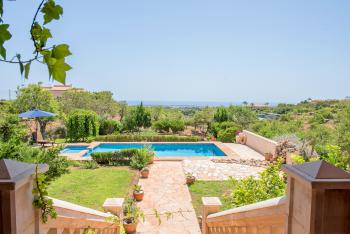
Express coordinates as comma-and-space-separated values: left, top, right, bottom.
137, 161, 201, 234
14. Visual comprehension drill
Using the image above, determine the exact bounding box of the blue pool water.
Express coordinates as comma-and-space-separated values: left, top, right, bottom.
61, 145, 88, 153
62, 143, 226, 157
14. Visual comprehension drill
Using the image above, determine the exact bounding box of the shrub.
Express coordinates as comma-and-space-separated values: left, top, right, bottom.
316, 144, 349, 171
210, 121, 240, 138
66, 109, 99, 142
130, 147, 153, 169
94, 134, 202, 142
290, 154, 306, 164
225, 161, 286, 208
91, 148, 139, 165
99, 118, 122, 135
217, 127, 237, 143
213, 107, 228, 123
80, 160, 99, 169
153, 119, 185, 133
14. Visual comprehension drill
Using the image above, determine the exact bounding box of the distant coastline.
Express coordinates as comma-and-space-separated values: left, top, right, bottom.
126, 100, 280, 107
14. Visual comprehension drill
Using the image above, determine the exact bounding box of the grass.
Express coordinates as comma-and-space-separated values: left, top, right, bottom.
54, 138, 67, 144
188, 180, 233, 216
48, 167, 136, 211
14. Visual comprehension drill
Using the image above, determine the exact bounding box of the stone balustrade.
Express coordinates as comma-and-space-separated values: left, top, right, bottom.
202, 161, 350, 234
39, 197, 121, 234
202, 196, 287, 234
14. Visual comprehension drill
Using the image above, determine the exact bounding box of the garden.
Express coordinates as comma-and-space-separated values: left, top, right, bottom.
0, 84, 349, 233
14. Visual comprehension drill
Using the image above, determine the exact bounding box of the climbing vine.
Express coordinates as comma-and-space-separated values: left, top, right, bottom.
0, 0, 71, 83
32, 165, 57, 223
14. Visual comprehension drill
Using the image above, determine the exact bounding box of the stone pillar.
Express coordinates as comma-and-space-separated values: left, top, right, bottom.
0, 159, 48, 234
282, 160, 350, 234
201, 197, 222, 234
103, 198, 124, 218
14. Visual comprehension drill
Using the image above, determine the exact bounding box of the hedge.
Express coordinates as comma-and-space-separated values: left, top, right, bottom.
91, 149, 139, 165
94, 134, 202, 142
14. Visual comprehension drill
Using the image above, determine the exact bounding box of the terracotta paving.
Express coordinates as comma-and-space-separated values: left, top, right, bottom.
137, 162, 201, 234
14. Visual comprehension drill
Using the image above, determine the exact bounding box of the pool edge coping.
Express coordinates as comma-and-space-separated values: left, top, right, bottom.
59, 141, 237, 161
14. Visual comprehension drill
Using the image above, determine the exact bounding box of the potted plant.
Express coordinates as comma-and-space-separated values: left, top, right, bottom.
133, 185, 144, 201
140, 167, 150, 178
185, 173, 196, 185
123, 199, 144, 234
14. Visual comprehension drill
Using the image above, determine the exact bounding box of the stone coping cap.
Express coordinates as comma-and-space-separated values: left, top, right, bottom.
202, 197, 222, 206
0, 159, 48, 189
103, 198, 124, 207
283, 160, 350, 181
207, 196, 286, 219
50, 197, 113, 218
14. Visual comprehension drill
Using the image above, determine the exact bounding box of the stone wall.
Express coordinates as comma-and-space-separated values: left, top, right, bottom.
243, 130, 278, 157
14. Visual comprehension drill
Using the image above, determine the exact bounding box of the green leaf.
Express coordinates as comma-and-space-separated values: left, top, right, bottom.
16, 54, 24, 75
51, 58, 71, 84
52, 44, 71, 59
24, 62, 31, 79
0, 24, 12, 59
41, 0, 63, 25
0, 0, 3, 18
31, 23, 52, 49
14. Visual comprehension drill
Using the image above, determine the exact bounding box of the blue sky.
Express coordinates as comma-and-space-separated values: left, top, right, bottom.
0, 0, 349, 103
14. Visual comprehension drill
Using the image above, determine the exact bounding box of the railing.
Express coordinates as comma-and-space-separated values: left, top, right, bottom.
39, 197, 119, 234
203, 196, 287, 234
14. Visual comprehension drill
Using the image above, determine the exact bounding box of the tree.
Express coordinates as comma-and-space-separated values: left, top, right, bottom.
66, 109, 99, 141
337, 104, 350, 154
227, 106, 257, 129
59, 90, 119, 117
122, 102, 151, 132
118, 101, 128, 121
213, 107, 228, 123
14, 84, 58, 139
0, 0, 71, 83
0, 114, 27, 143
193, 107, 214, 133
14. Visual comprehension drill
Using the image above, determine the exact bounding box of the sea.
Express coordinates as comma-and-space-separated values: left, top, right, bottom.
126, 100, 279, 108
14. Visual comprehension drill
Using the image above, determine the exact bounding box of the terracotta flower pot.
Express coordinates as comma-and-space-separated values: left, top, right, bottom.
186, 176, 195, 185
123, 222, 137, 234
140, 169, 149, 178
133, 191, 144, 201
264, 152, 273, 162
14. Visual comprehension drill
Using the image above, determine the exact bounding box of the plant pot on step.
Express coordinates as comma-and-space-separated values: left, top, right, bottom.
140, 167, 149, 178
133, 185, 144, 201
123, 221, 137, 234
186, 173, 196, 185
133, 191, 144, 201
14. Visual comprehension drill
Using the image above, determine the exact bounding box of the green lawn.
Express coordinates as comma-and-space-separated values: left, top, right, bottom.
48, 167, 136, 211
188, 180, 233, 216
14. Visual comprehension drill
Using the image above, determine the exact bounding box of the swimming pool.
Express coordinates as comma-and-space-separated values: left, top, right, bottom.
60, 145, 88, 153
62, 143, 226, 157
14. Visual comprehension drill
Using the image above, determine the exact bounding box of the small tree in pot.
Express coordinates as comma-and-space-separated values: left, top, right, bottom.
140, 167, 149, 178
123, 199, 144, 234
